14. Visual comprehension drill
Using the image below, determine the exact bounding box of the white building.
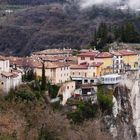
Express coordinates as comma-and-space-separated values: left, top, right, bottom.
58, 81, 76, 105
101, 74, 122, 85
111, 51, 124, 73
0, 57, 22, 93
0, 71, 22, 93
0, 58, 10, 73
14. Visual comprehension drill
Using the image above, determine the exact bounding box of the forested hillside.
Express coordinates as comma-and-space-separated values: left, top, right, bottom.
0, 1, 139, 56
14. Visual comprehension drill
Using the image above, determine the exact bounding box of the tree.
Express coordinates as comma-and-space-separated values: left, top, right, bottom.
41, 62, 46, 91
97, 85, 113, 114
96, 22, 108, 50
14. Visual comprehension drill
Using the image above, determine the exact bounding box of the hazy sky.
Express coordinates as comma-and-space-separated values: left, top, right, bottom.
79, 0, 140, 10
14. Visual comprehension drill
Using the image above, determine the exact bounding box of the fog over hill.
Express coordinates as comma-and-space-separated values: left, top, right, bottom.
79, 0, 140, 10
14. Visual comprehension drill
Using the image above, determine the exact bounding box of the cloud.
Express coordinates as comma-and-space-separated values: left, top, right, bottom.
78, 0, 140, 10
80, 0, 120, 8
128, 0, 140, 9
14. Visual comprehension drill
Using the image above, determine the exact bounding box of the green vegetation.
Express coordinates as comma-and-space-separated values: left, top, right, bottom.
41, 63, 46, 91
47, 82, 60, 99
67, 101, 97, 124
22, 69, 37, 82
97, 85, 113, 114
6, 84, 42, 102
90, 22, 140, 50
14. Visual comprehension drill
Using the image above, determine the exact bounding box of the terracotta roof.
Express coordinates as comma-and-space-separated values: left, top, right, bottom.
1, 72, 18, 78
70, 64, 88, 69
92, 62, 103, 67
0, 55, 9, 61
118, 50, 137, 56
110, 51, 123, 56
96, 52, 113, 58
77, 52, 98, 57
9, 57, 42, 68
66, 56, 78, 62
40, 56, 65, 62
45, 62, 70, 69
33, 49, 73, 55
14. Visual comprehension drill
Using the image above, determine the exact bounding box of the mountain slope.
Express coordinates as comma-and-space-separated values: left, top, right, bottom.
0, 3, 139, 56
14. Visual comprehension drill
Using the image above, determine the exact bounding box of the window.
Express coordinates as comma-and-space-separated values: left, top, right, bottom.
81, 57, 85, 60
67, 86, 69, 89
90, 57, 94, 60
73, 72, 74, 75
84, 80, 88, 83
79, 72, 80, 75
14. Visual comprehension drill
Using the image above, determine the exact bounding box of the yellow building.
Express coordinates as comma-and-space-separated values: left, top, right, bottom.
70, 62, 103, 78
95, 52, 113, 75
118, 50, 138, 70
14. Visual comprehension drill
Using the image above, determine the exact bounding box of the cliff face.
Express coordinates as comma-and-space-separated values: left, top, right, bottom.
107, 73, 140, 140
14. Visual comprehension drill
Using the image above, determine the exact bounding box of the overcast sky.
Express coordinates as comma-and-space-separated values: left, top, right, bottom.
79, 0, 140, 10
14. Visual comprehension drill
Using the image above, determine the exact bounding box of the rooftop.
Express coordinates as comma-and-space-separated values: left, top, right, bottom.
33, 49, 73, 55
70, 64, 88, 69
1, 72, 19, 78
96, 52, 113, 58
118, 50, 137, 56
77, 51, 99, 58
110, 51, 123, 56
92, 62, 103, 67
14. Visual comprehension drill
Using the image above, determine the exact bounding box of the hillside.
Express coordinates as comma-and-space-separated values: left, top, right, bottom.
0, 2, 139, 56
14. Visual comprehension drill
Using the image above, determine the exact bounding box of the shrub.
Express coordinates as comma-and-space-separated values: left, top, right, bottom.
97, 85, 113, 114
5, 85, 41, 102
67, 101, 97, 124
47, 82, 60, 99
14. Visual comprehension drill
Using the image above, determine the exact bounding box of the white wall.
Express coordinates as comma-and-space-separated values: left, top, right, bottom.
0, 60, 10, 73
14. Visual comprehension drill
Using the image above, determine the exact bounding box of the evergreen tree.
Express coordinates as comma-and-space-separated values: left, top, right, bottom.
41, 62, 46, 91
97, 22, 108, 50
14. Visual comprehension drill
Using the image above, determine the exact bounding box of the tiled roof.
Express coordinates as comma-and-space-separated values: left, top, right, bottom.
1, 72, 18, 78
110, 51, 123, 56
92, 62, 103, 67
66, 56, 78, 62
33, 49, 73, 55
96, 52, 113, 58
77, 52, 98, 57
118, 50, 137, 56
0, 55, 9, 61
45, 62, 70, 69
70, 64, 88, 69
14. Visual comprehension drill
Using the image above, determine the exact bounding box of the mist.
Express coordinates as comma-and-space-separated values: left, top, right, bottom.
79, 0, 140, 10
